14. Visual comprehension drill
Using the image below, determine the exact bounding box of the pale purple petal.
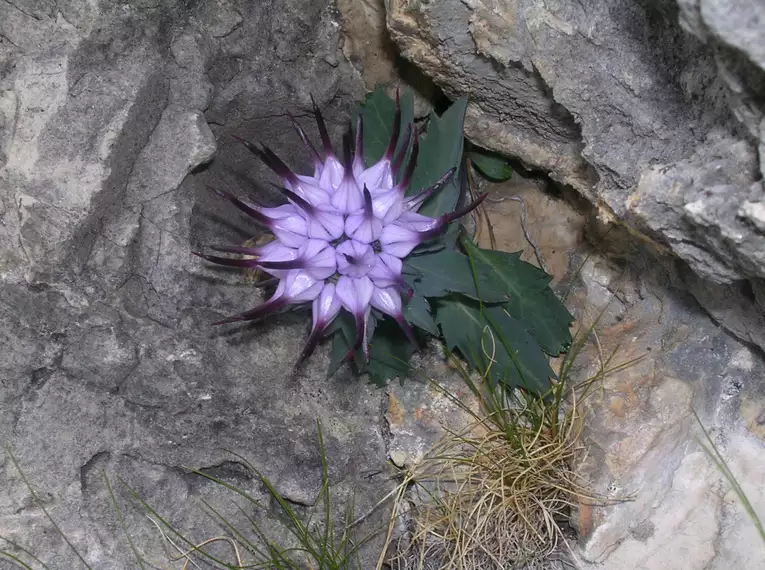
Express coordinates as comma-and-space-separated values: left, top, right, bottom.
357, 160, 393, 193
379, 222, 430, 258
370, 286, 419, 348
336, 240, 376, 278
314, 282, 342, 326
269, 213, 309, 249
257, 240, 300, 263
331, 176, 364, 214
318, 155, 345, 191
344, 186, 382, 243
298, 239, 337, 280
254, 242, 299, 279
344, 211, 382, 243
370, 187, 404, 223
291, 176, 331, 205
392, 210, 439, 232
282, 270, 324, 302
295, 282, 343, 369
336, 276, 375, 362
368, 253, 403, 288
310, 205, 345, 240
370, 285, 401, 316
335, 275, 374, 315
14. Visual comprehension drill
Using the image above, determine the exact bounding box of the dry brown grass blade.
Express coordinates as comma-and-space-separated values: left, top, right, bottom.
378, 313, 642, 570
382, 389, 595, 570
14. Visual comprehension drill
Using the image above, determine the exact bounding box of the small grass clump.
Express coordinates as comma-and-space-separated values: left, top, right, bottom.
381, 320, 640, 570
125, 420, 380, 570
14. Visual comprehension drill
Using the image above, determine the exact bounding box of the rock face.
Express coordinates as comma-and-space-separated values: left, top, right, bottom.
0, 1, 391, 567
384, 0, 765, 349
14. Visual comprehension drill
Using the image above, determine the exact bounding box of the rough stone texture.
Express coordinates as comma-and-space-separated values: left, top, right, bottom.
384, 175, 765, 568
564, 253, 765, 569
383, 0, 765, 352
0, 1, 393, 568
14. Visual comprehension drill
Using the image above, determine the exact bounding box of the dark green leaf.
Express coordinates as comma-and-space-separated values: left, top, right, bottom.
413, 99, 468, 217
434, 296, 555, 393
328, 314, 354, 378
403, 249, 508, 302
461, 237, 573, 355
328, 312, 414, 385
352, 90, 468, 217
365, 319, 415, 387
469, 150, 514, 181
404, 295, 439, 336
352, 87, 414, 167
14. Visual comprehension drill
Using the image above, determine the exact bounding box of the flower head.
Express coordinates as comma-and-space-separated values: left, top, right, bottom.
195, 93, 486, 369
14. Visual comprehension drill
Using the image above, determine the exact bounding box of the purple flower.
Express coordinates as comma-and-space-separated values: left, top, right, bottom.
196, 93, 486, 369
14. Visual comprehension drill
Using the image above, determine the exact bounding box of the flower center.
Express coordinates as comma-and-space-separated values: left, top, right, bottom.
335, 240, 375, 278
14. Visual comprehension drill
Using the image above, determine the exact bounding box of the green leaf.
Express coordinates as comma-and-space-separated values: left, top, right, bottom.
434, 296, 555, 393
403, 249, 508, 303
469, 149, 514, 181
365, 319, 415, 387
413, 99, 468, 217
328, 313, 414, 385
461, 237, 573, 355
328, 315, 354, 378
353, 87, 414, 167
404, 295, 439, 336
352, 89, 468, 217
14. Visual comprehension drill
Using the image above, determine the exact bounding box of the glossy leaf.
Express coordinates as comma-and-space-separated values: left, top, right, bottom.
352, 87, 415, 167
365, 319, 415, 387
461, 237, 573, 356
413, 99, 467, 217
404, 295, 439, 336
469, 149, 514, 181
434, 295, 555, 393
403, 249, 508, 303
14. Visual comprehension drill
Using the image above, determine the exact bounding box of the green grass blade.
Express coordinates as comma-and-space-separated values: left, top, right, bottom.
0, 550, 36, 570
119, 478, 237, 569
103, 471, 147, 570
4, 444, 93, 570
0, 534, 52, 570
693, 409, 765, 544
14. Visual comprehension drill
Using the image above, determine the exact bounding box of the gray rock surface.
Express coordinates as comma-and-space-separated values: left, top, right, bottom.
384, 0, 765, 350
0, 1, 392, 568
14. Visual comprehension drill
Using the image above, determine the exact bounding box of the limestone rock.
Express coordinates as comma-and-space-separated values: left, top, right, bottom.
384, 0, 765, 299
0, 1, 388, 568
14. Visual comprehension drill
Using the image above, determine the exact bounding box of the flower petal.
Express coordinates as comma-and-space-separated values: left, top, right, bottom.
345, 186, 383, 243
404, 167, 456, 212
331, 176, 364, 214
357, 160, 393, 193
299, 239, 337, 280
370, 287, 419, 349
336, 240, 376, 278
381, 193, 489, 256
291, 176, 332, 205
282, 269, 324, 302
370, 187, 404, 224
378, 222, 429, 258
295, 282, 342, 369
289, 111, 323, 176
318, 155, 345, 191
368, 253, 404, 288
335, 275, 374, 315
